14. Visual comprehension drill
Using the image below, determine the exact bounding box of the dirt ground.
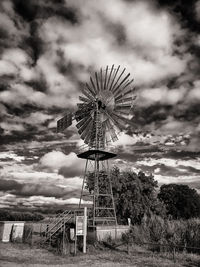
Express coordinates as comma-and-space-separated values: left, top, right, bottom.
0, 242, 200, 267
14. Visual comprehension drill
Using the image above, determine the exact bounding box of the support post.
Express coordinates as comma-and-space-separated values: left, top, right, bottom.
83, 207, 87, 253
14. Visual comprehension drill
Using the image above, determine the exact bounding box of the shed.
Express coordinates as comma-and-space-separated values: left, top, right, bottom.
0, 221, 25, 242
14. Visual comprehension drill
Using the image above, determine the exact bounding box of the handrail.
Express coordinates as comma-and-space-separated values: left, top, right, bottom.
45, 213, 73, 242
46, 210, 72, 235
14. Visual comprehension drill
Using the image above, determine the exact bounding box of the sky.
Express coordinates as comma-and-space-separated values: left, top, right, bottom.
0, 0, 199, 211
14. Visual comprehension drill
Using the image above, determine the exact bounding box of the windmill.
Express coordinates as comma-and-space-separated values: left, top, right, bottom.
57, 65, 136, 227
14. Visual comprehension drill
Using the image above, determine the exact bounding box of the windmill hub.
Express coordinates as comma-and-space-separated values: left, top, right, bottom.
97, 99, 105, 110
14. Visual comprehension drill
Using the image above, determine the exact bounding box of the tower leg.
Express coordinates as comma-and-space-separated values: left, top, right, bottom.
79, 159, 88, 208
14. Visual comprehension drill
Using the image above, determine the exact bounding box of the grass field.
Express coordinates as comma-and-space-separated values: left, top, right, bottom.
1, 242, 200, 267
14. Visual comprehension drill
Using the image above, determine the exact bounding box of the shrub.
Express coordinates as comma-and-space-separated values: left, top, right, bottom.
124, 215, 200, 254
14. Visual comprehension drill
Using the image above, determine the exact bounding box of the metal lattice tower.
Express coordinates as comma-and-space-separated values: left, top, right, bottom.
57, 65, 136, 227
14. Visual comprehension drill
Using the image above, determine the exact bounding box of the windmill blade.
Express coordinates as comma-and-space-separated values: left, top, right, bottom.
76, 116, 89, 129
109, 65, 120, 91
80, 119, 93, 141
112, 73, 130, 95
105, 119, 118, 142
112, 112, 129, 130
84, 121, 94, 144
115, 87, 136, 101
79, 96, 91, 103
103, 65, 109, 90
100, 68, 103, 91
103, 109, 124, 132
112, 112, 130, 124
114, 106, 133, 115
110, 67, 126, 93
100, 121, 106, 147
115, 110, 132, 117
105, 130, 112, 145
78, 116, 93, 135
75, 111, 89, 122
77, 103, 87, 109
105, 64, 114, 90
75, 102, 94, 121
90, 76, 98, 94
86, 83, 96, 97
80, 87, 95, 101
116, 96, 136, 104
115, 103, 133, 109
57, 111, 73, 132
114, 107, 133, 116
110, 115, 125, 131
95, 72, 100, 92
114, 79, 134, 98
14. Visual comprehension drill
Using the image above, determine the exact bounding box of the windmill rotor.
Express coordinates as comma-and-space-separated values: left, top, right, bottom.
57, 65, 136, 149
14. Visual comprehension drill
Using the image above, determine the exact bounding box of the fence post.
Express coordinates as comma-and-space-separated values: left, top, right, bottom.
127, 241, 130, 255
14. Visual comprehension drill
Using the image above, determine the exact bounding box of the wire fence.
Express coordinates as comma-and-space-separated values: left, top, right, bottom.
103, 238, 200, 262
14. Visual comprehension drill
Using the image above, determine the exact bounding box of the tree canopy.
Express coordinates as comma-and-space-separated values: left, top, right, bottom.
111, 167, 165, 224
158, 184, 200, 219
86, 166, 164, 224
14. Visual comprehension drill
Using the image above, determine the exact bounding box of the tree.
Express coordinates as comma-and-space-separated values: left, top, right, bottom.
158, 184, 200, 219
112, 167, 165, 224
86, 166, 164, 224
0, 209, 44, 221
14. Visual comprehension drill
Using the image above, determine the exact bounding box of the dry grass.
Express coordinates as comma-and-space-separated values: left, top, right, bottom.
0, 242, 200, 267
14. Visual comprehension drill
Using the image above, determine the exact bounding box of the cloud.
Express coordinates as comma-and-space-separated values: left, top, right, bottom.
154, 174, 200, 185
37, 0, 187, 87
139, 86, 187, 106
0, 179, 22, 192
137, 157, 200, 170
40, 150, 85, 177
0, 121, 25, 133
115, 132, 137, 147
0, 194, 88, 209
0, 151, 25, 162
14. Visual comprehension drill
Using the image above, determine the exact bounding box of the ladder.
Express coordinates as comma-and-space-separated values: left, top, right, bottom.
44, 210, 73, 242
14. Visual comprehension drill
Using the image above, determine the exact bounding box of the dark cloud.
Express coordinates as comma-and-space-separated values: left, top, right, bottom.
174, 103, 200, 121
0, 179, 78, 198
0, 179, 22, 192
13, 0, 39, 22
156, 0, 200, 32
164, 150, 200, 159
21, 21, 44, 65
15, 184, 77, 198
0, 132, 35, 146
58, 166, 83, 178
12, 0, 78, 23
132, 104, 170, 127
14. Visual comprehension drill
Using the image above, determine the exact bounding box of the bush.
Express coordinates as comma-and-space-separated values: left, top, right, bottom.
123, 215, 200, 254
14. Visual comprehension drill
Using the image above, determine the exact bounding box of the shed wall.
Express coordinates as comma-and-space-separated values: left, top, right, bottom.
96, 225, 130, 241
